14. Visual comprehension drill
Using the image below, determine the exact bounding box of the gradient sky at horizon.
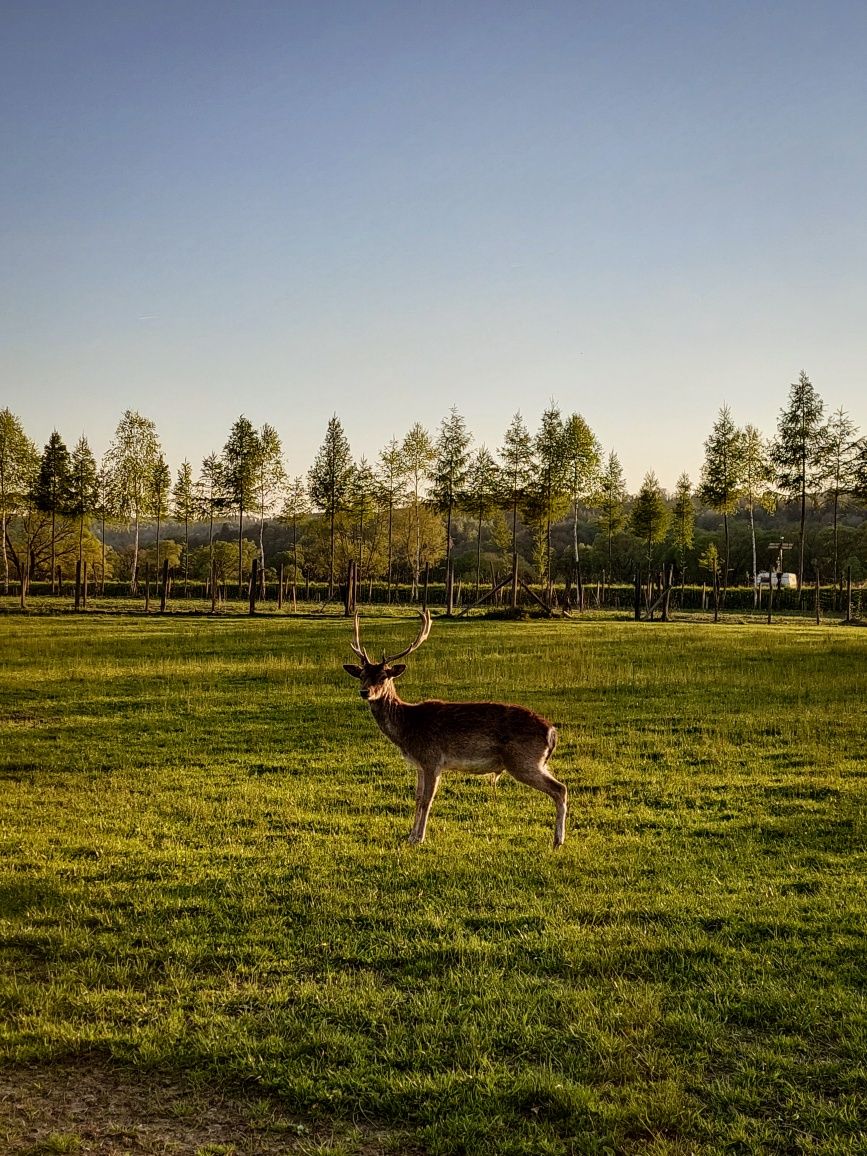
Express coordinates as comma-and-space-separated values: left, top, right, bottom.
3, 1, 866, 491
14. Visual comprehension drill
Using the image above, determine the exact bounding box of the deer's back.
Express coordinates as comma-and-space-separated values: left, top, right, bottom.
394, 698, 554, 770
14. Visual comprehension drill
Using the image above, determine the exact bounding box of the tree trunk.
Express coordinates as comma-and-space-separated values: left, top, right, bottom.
722, 511, 729, 606
2, 510, 9, 594
749, 500, 758, 608
475, 508, 483, 601
131, 510, 140, 593
386, 499, 394, 604
798, 472, 807, 601
238, 500, 245, 597
50, 506, 57, 593
328, 503, 336, 597
511, 496, 519, 609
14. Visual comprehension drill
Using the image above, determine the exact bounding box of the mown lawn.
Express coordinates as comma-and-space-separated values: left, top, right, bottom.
0, 613, 865, 1154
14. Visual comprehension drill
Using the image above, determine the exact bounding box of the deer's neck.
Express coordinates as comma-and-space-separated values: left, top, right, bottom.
369, 685, 409, 744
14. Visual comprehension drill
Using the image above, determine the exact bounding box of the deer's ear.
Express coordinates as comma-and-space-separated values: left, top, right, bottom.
343, 664, 363, 679
388, 663, 407, 679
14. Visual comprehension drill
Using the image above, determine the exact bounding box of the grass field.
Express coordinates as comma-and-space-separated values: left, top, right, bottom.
1, 612, 865, 1154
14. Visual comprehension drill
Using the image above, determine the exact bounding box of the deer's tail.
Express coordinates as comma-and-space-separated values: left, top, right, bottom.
543, 725, 558, 765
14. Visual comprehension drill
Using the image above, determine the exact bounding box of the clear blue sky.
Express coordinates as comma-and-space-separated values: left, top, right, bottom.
3, 1, 866, 491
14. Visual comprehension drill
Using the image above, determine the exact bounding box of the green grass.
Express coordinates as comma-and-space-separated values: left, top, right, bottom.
1, 614, 865, 1154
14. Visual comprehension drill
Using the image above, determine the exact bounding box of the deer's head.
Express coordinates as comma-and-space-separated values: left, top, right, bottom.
343, 610, 432, 701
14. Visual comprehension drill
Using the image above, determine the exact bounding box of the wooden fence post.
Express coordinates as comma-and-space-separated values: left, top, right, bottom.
249, 558, 258, 615
344, 560, 355, 617
815, 570, 821, 625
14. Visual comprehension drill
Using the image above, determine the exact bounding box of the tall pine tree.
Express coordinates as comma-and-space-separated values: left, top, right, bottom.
699, 405, 744, 604
308, 415, 354, 595
772, 371, 827, 593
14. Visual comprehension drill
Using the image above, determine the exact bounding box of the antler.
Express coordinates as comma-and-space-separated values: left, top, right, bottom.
349, 611, 372, 663
383, 609, 433, 664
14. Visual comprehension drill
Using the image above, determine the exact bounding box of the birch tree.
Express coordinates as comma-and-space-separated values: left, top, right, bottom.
377, 437, 407, 603
171, 460, 196, 591
465, 445, 500, 598
823, 407, 859, 591
498, 412, 534, 607
254, 423, 286, 587
400, 423, 435, 597
561, 413, 601, 609
0, 410, 39, 593
222, 415, 260, 594
531, 403, 569, 598
671, 473, 695, 597
105, 410, 161, 592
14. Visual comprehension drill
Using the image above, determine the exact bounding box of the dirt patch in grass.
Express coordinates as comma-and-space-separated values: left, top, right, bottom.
0, 1063, 418, 1155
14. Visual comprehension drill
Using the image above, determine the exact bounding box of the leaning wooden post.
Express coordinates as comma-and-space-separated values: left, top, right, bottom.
344, 560, 355, 617
159, 558, 169, 613
249, 557, 258, 615
815, 569, 821, 625
74, 561, 82, 611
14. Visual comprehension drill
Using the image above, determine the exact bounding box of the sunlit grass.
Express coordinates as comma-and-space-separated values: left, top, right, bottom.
1, 614, 865, 1153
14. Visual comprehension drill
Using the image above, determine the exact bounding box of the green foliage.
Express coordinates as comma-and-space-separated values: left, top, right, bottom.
308, 416, 354, 590
0, 617, 865, 1155
630, 471, 670, 562
400, 423, 436, 590
498, 412, 534, 563
773, 371, 828, 589
33, 431, 72, 519
429, 407, 472, 562
671, 472, 695, 577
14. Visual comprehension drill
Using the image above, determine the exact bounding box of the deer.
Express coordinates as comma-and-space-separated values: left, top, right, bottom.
343, 610, 567, 847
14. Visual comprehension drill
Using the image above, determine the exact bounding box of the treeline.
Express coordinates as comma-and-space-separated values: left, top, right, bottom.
2, 371, 867, 606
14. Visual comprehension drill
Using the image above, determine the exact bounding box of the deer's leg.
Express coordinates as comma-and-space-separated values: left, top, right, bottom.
408, 763, 441, 844
505, 757, 568, 848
